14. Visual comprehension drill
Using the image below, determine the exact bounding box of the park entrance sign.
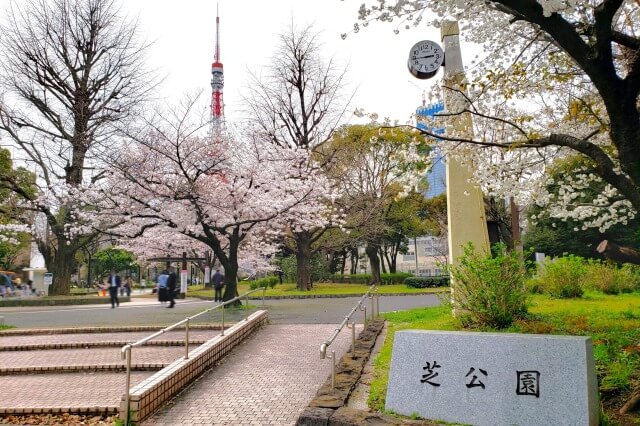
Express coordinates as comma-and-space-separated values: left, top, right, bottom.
386, 330, 598, 425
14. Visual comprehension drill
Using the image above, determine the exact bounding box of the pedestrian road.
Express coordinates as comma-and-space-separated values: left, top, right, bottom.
143, 324, 361, 426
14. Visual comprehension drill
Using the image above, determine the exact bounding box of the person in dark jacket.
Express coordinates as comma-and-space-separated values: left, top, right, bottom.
212, 269, 224, 302
166, 267, 177, 308
107, 270, 121, 308
157, 270, 169, 303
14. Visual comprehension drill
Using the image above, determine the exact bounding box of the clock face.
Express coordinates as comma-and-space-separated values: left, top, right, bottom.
408, 40, 444, 79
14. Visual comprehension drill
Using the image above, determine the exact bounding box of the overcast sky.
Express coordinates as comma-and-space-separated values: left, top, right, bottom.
124, 0, 452, 125
0, 0, 474, 125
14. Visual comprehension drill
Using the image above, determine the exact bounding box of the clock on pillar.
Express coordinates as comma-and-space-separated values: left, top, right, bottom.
408, 40, 444, 80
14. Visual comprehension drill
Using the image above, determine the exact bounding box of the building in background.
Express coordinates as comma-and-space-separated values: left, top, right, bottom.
416, 102, 446, 198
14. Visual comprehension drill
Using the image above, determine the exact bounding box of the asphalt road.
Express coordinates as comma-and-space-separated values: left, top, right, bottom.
0, 294, 442, 329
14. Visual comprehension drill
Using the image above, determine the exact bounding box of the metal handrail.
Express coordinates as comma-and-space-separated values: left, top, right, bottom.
319, 284, 379, 389
121, 287, 267, 424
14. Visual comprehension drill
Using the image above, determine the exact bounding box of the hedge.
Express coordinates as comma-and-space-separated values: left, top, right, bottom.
404, 276, 450, 288
330, 273, 413, 285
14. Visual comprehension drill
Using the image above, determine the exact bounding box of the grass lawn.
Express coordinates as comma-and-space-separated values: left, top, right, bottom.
0, 324, 15, 330
186, 282, 448, 298
369, 291, 640, 425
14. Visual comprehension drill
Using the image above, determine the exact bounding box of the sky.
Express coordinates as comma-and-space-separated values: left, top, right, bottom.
117, 0, 448, 124
0, 0, 476, 128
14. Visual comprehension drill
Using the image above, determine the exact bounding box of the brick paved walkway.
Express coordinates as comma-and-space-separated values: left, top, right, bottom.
143, 324, 361, 426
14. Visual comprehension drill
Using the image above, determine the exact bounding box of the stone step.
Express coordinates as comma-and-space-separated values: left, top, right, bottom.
0, 363, 168, 375
0, 329, 220, 350
0, 371, 153, 416
0, 339, 208, 351
0, 346, 191, 372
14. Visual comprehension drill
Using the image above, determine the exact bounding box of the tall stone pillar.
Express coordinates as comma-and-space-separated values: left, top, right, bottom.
441, 21, 490, 274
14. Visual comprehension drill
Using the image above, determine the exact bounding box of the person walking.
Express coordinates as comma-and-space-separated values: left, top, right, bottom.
212, 269, 224, 302
107, 270, 121, 308
123, 275, 132, 297
157, 270, 169, 304
166, 267, 177, 308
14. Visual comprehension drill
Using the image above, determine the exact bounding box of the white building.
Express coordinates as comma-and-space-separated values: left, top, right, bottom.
397, 235, 448, 276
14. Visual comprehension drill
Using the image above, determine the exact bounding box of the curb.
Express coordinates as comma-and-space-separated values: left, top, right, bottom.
193, 289, 449, 301
0, 296, 131, 308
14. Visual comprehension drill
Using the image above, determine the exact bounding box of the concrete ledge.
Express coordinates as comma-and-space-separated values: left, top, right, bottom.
121, 310, 268, 424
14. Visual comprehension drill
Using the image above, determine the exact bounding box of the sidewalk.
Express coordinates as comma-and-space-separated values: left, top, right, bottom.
143, 324, 361, 426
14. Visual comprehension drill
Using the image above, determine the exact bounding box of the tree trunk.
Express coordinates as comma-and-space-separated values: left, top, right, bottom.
365, 243, 381, 285
48, 238, 74, 295
221, 262, 239, 302
378, 247, 388, 273
295, 231, 312, 290
384, 242, 397, 273
350, 248, 358, 274
597, 240, 640, 265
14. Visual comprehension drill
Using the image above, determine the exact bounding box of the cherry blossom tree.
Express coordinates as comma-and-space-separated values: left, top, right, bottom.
244, 24, 350, 290
350, 1, 640, 261
92, 93, 333, 301
0, 0, 153, 294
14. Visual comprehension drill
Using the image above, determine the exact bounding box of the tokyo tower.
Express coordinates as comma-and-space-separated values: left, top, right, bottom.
210, 5, 224, 136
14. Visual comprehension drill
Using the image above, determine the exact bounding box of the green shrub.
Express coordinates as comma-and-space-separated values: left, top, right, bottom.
248, 276, 279, 290
330, 272, 413, 285
330, 274, 372, 284
404, 276, 449, 288
381, 273, 413, 285
449, 243, 528, 329
584, 261, 637, 295
266, 276, 278, 288
534, 254, 587, 298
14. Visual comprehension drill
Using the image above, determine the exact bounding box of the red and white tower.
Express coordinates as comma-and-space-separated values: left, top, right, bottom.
210, 5, 224, 133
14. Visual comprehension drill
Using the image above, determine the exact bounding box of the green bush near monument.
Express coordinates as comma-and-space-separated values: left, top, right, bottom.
448, 243, 529, 329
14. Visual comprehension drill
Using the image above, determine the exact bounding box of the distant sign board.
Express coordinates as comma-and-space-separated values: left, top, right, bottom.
43, 273, 53, 286
385, 330, 598, 426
